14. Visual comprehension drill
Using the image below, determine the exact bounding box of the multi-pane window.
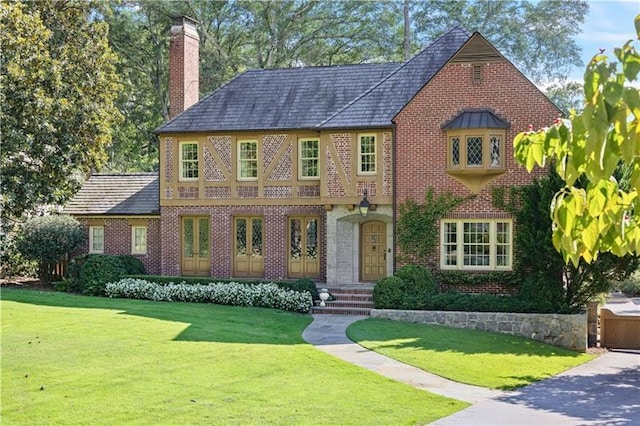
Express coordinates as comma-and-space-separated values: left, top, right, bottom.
131, 226, 147, 255
358, 134, 376, 174
299, 139, 319, 179
448, 131, 504, 170
440, 220, 512, 270
238, 140, 258, 180
89, 226, 104, 254
179, 142, 199, 181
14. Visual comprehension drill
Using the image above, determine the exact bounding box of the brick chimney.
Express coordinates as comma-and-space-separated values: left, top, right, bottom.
168, 16, 199, 119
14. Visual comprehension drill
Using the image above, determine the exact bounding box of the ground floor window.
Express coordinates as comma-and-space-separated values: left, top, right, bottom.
89, 226, 104, 253
441, 220, 511, 270
131, 226, 147, 255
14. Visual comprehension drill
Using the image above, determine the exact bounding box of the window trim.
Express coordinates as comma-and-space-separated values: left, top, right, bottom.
89, 226, 104, 254
237, 140, 259, 181
298, 138, 320, 180
357, 133, 377, 176
131, 226, 147, 255
179, 141, 199, 182
447, 129, 505, 172
440, 219, 512, 271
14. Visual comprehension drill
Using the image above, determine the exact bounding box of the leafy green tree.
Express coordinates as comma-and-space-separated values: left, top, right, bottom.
545, 80, 584, 115
514, 15, 640, 266
410, 0, 589, 83
494, 170, 638, 309
0, 1, 122, 222
15, 215, 86, 285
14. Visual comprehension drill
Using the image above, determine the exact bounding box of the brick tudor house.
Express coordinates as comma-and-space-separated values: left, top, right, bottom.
65, 17, 558, 288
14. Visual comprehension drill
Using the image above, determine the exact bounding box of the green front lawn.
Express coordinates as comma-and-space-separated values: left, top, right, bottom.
347, 318, 594, 390
1, 290, 466, 425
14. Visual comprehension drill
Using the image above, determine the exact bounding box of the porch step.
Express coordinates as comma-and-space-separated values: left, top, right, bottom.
312, 287, 375, 316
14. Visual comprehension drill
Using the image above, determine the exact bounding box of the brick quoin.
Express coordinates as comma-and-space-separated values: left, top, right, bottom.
394, 60, 560, 280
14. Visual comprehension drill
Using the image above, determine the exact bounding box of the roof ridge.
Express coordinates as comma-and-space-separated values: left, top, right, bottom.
317, 26, 471, 128
243, 61, 400, 74
91, 172, 158, 177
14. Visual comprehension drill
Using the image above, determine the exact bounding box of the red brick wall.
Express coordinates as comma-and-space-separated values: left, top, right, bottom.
160, 205, 326, 281
394, 60, 560, 269
168, 21, 199, 119
75, 218, 162, 275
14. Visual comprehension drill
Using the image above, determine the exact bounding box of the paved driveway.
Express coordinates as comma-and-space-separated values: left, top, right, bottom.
431, 350, 640, 425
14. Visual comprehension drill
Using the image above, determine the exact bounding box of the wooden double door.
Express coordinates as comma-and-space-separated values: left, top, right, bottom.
181, 216, 210, 276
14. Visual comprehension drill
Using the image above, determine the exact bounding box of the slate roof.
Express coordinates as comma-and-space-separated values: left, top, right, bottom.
64, 173, 159, 215
156, 26, 471, 133
442, 109, 510, 130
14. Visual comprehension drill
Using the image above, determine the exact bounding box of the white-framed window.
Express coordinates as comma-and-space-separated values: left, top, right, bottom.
179, 141, 199, 181
448, 131, 504, 171
89, 226, 104, 254
238, 140, 258, 180
131, 226, 147, 255
299, 138, 319, 179
358, 134, 376, 175
440, 220, 512, 270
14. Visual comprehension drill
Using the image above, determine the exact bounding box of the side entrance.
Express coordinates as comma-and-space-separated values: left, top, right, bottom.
288, 216, 320, 279
361, 221, 387, 282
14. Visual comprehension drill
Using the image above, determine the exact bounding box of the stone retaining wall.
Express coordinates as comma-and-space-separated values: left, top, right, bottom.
371, 309, 587, 352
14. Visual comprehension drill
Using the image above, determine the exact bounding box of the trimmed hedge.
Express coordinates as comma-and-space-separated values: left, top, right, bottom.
106, 278, 313, 313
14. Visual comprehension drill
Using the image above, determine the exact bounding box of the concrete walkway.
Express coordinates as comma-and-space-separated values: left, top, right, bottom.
302, 314, 640, 425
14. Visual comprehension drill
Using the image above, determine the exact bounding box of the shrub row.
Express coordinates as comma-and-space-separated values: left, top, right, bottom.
127, 275, 319, 301
105, 278, 313, 313
374, 264, 575, 314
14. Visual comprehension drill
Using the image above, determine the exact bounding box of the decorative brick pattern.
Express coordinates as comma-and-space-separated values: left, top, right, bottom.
165, 187, 173, 199
357, 182, 376, 197
297, 185, 321, 197
210, 136, 232, 173
264, 186, 293, 198
205, 186, 231, 198
203, 144, 226, 181
393, 60, 559, 270
164, 138, 173, 182
332, 134, 351, 185
326, 146, 346, 197
237, 186, 259, 198
382, 132, 392, 196
262, 134, 286, 174
160, 205, 326, 281
268, 143, 293, 181
178, 186, 199, 199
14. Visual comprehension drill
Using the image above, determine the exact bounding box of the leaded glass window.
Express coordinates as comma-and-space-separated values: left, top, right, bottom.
236, 219, 246, 256
183, 219, 194, 257
306, 219, 318, 259
252, 219, 262, 257
466, 136, 483, 166
199, 218, 210, 257
451, 137, 460, 167
490, 135, 501, 167
290, 219, 302, 259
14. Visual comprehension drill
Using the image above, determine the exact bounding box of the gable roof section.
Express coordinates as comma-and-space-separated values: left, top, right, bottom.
156, 26, 472, 133
156, 63, 400, 133
64, 173, 159, 216
318, 26, 471, 129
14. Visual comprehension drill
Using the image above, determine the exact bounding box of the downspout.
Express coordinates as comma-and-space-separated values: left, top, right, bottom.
391, 121, 397, 274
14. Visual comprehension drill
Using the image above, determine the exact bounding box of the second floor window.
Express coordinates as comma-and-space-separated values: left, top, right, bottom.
238, 140, 258, 180
299, 138, 319, 179
358, 134, 376, 175
179, 142, 199, 181
449, 132, 504, 170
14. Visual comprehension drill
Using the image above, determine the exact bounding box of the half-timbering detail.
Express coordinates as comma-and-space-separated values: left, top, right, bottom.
326, 147, 346, 197
210, 136, 232, 174
267, 142, 293, 181
298, 185, 320, 197
237, 186, 259, 198
332, 134, 352, 185
205, 186, 231, 199
264, 186, 293, 198
178, 186, 199, 199
203, 144, 227, 182
263, 134, 287, 173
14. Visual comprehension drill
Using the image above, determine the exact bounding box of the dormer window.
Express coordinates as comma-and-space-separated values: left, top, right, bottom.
442, 109, 509, 193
